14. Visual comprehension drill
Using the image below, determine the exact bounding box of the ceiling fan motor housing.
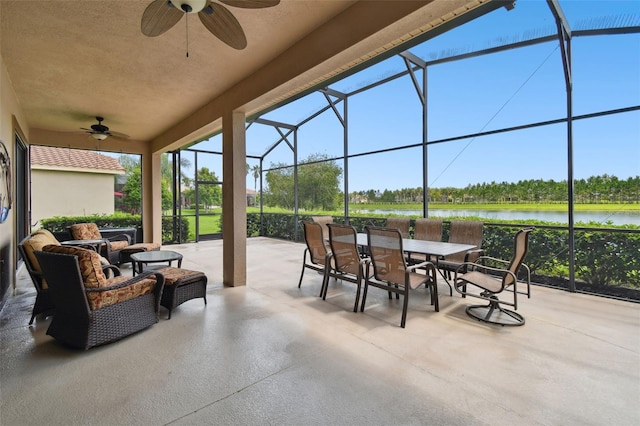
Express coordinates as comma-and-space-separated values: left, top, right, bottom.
170, 0, 207, 14
91, 116, 109, 133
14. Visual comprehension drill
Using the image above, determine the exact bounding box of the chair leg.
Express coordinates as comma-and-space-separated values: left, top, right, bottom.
465, 292, 524, 326
400, 288, 408, 328
321, 264, 330, 299
430, 280, 439, 312
353, 281, 361, 313
360, 282, 369, 312
298, 249, 309, 288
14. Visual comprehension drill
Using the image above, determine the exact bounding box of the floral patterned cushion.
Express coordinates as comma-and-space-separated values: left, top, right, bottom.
21, 229, 61, 289
120, 242, 161, 254
87, 275, 157, 311
41, 244, 158, 310
154, 267, 206, 287
42, 244, 107, 288
69, 222, 101, 240
109, 240, 130, 251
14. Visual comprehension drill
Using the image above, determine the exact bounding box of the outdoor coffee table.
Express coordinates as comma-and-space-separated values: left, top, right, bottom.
130, 250, 183, 276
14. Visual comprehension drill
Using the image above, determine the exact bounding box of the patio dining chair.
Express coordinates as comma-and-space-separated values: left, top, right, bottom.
312, 215, 333, 251
454, 227, 533, 326
408, 218, 443, 265
438, 220, 484, 277
298, 220, 332, 296
361, 226, 439, 328
385, 217, 410, 239
414, 218, 443, 242
322, 223, 370, 312
311, 215, 333, 240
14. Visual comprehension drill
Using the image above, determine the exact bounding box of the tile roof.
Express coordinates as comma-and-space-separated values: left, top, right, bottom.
31, 146, 125, 172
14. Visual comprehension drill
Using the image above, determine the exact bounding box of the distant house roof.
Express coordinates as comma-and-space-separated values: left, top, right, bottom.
31, 146, 125, 174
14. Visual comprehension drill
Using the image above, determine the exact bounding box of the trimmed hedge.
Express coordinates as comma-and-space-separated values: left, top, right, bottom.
247, 212, 640, 300
40, 213, 190, 245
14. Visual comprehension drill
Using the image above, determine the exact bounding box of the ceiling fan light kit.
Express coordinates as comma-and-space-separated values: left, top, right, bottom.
91, 133, 108, 141
170, 0, 207, 14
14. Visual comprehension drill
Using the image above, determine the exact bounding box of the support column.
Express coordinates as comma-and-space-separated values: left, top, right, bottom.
142, 150, 162, 244
222, 110, 247, 287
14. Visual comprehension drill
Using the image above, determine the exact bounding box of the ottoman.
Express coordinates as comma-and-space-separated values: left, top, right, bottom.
155, 267, 208, 319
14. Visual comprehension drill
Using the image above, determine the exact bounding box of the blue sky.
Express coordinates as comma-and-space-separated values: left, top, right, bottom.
193, 0, 640, 192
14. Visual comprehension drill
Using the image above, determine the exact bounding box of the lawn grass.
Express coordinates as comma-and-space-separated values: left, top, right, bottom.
177, 203, 639, 237
247, 203, 640, 214
347, 203, 640, 212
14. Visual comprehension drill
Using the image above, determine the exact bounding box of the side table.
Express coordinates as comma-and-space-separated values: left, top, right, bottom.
130, 250, 183, 276
61, 239, 106, 253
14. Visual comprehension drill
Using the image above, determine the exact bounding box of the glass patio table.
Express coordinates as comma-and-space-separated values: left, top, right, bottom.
354, 233, 477, 295
130, 250, 183, 276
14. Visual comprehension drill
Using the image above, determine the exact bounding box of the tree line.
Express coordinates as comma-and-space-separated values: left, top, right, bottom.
264, 154, 638, 208
117, 152, 637, 214
351, 174, 640, 205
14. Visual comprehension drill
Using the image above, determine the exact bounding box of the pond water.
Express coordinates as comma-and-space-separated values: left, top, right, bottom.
350, 208, 640, 226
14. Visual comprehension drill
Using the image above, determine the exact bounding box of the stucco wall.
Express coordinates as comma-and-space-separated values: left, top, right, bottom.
31, 169, 116, 225
1, 53, 29, 302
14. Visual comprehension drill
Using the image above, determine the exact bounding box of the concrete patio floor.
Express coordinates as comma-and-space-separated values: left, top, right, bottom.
1, 237, 639, 425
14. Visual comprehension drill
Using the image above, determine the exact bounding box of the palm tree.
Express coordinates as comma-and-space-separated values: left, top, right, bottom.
251, 164, 261, 191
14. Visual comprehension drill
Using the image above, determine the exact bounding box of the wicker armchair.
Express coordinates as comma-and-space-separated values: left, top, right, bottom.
35, 245, 164, 349
68, 222, 160, 266
18, 229, 60, 324
19, 229, 121, 325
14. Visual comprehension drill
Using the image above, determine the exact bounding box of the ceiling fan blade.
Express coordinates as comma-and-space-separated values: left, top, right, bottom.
219, 0, 280, 8
141, 0, 183, 37
199, 3, 247, 50
109, 131, 130, 139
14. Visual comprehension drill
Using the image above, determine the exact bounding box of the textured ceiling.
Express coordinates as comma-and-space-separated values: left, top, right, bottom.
1, 0, 495, 152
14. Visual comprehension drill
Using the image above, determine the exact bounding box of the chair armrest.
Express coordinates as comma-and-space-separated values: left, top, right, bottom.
476, 255, 508, 265
85, 270, 163, 293
72, 243, 93, 251
463, 248, 484, 263
406, 261, 437, 289
101, 264, 122, 278
454, 261, 515, 281
475, 256, 531, 282
105, 234, 132, 245
407, 260, 433, 272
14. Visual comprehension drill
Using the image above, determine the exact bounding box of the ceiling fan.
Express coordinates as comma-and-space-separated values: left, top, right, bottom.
81, 117, 127, 141
141, 0, 280, 51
